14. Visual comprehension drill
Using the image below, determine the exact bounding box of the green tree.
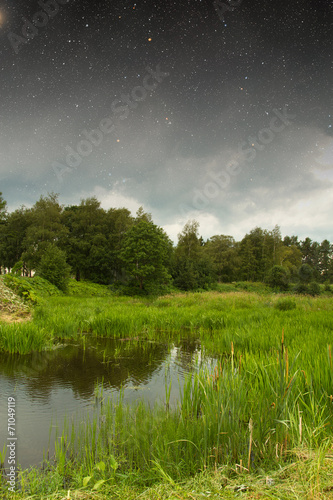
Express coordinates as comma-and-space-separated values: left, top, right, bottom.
0, 207, 33, 272
0, 192, 7, 272
319, 239, 332, 282
176, 220, 202, 259
266, 265, 289, 291
61, 198, 110, 283
37, 244, 71, 292
283, 235, 300, 248
0, 192, 6, 223
279, 244, 302, 281
106, 207, 133, 282
22, 193, 68, 272
203, 235, 240, 282
120, 211, 172, 292
172, 220, 215, 290
298, 263, 313, 284
239, 226, 282, 281
300, 237, 320, 281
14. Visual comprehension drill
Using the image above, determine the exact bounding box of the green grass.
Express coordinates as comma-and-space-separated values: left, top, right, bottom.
1, 286, 333, 498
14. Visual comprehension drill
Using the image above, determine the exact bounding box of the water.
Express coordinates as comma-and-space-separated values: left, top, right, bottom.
0, 337, 214, 470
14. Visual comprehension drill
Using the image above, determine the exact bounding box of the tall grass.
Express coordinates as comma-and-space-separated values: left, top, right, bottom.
0, 322, 52, 354
10, 289, 333, 496
1, 291, 332, 356
27, 334, 331, 494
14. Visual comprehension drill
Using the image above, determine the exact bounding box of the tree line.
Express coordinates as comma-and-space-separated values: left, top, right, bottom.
0, 192, 332, 293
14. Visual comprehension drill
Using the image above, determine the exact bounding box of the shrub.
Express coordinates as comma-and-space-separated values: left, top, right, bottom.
266, 265, 289, 291
36, 245, 71, 292
274, 298, 297, 311
308, 282, 321, 296
10, 261, 24, 276
298, 264, 313, 284
3, 275, 62, 304
293, 283, 308, 295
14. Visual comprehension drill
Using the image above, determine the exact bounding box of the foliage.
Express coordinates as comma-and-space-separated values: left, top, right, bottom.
274, 297, 297, 310
67, 280, 113, 297
61, 198, 132, 283
298, 263, 314, 284
36, 244, 71, 292
0, 192, 332, 290
172, 220, 216, 291
203, 235, 240, 282
293, 282, 309, 295
308, 281, 321, 296
21, 193, 69, 272
266, 265, 290, 291
0, 192, 7, 227
0, 276, 30, 315
5, 290, 333, 498
10, 260, 24, 276
120, 211, 172, 291
239, 225, 282, 281
3, 275, 63, 304
233, 281, 270, 293
0, 206, 33, 271
278, 244, 302, 280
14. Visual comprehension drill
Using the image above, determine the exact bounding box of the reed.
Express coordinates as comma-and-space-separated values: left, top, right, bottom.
2, 289, 333, 496
44, 332, 333, 489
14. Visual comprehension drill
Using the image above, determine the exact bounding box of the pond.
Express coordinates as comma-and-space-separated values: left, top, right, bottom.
0, 337, 216, 470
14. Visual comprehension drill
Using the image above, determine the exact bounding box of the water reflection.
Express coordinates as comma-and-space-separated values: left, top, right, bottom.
0, 337, 210, 470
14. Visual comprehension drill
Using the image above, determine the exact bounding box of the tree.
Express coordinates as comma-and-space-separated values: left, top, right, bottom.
266, 265, 289, 291
300, 237, 320, 281
172, 220, 216, 290
283, 235, 300, 248
106, 207, 133, 282
279, 244, 302, 281
298, 263, 313, 284
22, 193, 68, 272
36, 244, 71, 292
319, 240, 332, 282
120, 212, 172, 292
0, 192, 7, 272
0, 192, 6, 223
61, 198, 110, 283
0, 207, 33, 272
203, 235, 240, 282
176, 220, 202, 259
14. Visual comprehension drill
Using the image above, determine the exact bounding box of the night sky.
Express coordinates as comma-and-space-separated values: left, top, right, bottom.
0, 0, 332, 242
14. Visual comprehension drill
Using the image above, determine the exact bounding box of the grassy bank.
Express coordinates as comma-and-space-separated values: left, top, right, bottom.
1, 283, 333, 498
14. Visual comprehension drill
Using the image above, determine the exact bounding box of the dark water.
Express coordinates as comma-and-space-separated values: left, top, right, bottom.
0, 337, 214, 470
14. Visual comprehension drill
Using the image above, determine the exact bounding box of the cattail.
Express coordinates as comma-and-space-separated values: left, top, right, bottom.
248, 418, 253, 472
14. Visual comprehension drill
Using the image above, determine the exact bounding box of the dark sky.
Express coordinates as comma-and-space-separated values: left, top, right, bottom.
0, 0, 332, 242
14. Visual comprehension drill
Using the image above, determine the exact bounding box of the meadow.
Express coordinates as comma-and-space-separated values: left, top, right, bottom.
1, 282, 333, 499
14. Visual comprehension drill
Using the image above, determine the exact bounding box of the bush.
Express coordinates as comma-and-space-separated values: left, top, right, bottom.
67, 280, 113, 297
36, 245, 71, 292
308, 282, 321, 296
274, 298, 297, 311
10, 261, 24, 276
266, 265, 289, 291
293, 283, 308, 295
298, 264, 313, 284
3, 275, 62, 304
